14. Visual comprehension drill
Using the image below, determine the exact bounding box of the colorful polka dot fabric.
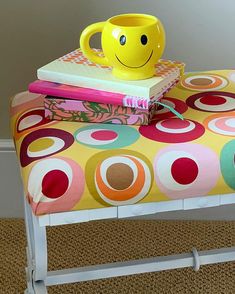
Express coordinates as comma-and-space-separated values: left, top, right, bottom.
10, 70, 235, 216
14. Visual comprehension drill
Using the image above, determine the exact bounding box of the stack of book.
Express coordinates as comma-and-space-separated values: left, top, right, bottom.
29, 49, 185, 125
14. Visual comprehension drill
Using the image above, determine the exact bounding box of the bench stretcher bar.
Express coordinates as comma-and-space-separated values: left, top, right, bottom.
45, 247, 235, 286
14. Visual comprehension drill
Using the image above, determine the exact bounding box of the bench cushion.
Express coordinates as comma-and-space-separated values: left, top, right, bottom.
10, 70, 235, 215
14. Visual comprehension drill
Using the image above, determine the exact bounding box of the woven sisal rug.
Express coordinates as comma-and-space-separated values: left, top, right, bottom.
1, 218, 235, 293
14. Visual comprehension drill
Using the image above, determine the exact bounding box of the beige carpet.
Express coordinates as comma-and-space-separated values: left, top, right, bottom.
1, 219, 235, 293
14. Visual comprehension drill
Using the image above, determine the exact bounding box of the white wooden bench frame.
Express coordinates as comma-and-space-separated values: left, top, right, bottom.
24, 193, 235, 293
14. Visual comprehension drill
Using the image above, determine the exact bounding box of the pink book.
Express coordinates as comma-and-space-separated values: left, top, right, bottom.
29, 79, 178, 110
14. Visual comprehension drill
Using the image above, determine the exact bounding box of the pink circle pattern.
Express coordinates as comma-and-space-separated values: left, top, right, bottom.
154, 143, 220, 199
27, 157, 85, 215
205, 114, 235, 137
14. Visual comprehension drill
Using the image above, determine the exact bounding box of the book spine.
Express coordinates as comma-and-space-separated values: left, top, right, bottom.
123, 96, 149, 109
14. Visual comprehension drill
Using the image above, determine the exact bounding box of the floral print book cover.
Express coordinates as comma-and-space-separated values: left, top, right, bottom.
44, 96, 156, 125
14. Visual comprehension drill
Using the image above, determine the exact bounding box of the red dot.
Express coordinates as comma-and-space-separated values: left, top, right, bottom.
171, 157, 198, 185
42, 170, 69, 198
161, 118, 190, 130
200, 95, 226, 105
91, 130, 118, 141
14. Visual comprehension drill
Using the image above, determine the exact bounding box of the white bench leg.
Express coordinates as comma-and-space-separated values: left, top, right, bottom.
24, 280, 47, 294
24, 196, 48, 293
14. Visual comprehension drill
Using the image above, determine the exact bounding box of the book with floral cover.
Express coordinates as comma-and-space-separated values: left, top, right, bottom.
37, 48, 184, 99
44, 96, 156, 125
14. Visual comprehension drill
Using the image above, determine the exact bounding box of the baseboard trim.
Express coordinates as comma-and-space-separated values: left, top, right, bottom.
0, 139, 15, 152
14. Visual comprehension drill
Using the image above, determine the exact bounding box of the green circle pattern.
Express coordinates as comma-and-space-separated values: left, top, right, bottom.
220, 140, 235, 190
74, 124, 140, 149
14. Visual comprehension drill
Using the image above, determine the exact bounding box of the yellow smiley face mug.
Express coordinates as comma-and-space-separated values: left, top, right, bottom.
80, 13, 165, 80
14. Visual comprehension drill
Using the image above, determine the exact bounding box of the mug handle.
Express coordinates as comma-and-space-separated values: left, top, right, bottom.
80, 22, 109, 66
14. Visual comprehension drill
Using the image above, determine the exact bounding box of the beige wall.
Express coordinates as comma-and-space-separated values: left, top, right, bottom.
1, 0, 235, 138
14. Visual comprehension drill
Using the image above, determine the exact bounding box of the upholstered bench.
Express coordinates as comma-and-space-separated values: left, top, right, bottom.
11, 70, 235, 293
